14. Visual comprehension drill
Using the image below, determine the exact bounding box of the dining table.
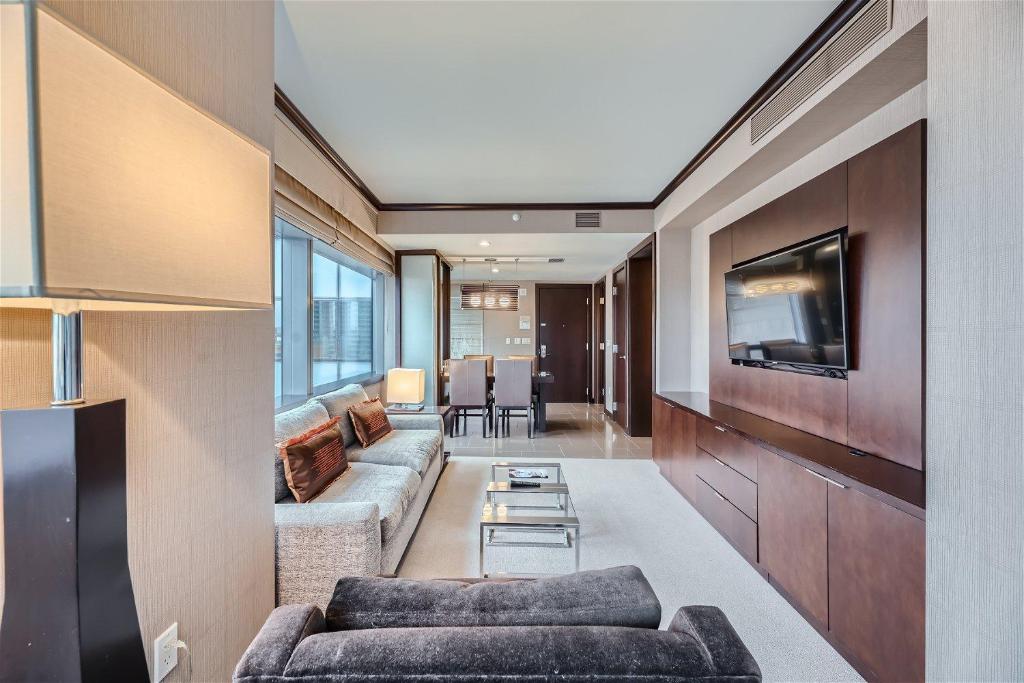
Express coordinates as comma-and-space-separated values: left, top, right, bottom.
440, 371, 555, 432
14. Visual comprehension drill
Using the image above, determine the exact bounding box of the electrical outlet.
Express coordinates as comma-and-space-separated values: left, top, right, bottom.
154, 623, 178, 682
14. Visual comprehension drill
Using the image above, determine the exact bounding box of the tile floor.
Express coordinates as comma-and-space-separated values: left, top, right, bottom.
445, 402, 652, 460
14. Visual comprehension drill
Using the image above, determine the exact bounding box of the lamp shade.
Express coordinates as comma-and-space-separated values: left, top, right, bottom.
0, 3, 271, 311
387, 368, 425, 405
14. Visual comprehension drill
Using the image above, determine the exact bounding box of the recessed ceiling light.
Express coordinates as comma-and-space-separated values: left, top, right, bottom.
479, 240, 490, 247
491, 267, 500, 273
511, 213, 521, 222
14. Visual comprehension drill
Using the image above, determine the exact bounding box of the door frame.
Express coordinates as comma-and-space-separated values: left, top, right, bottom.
611, 264, 628, 429
535, 283, 592, 404
625, 234, 656, 437
592, 278, 606, 405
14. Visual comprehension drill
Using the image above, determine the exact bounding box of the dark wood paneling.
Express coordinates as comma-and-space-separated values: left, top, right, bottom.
708, 227, 734, 405
696, 477, 758, 564
696, 419, 760, 482
612, 266, 628, 430
657, 391, 925, 518
730, 163, 848, 264
757, 450, 829, 627
670, 407, 698, 503
828, 486, 925, 682
652, 397, 673, 480
536, 284, 590, 403
710, 162, 850, 444
847, 122, 925, 470
627, 248, 654, 437
696, 449, 757, 521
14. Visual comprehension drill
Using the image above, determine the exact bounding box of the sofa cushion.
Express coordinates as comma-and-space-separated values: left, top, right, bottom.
274, 401, 332, 502
277, 417, 348, 503
347, 397, 393, 447
283, 624, 727, 681
325, 565, 661, 631
314, 384, 369, 448
304, 462, 420, 544
345, 429, 441, 477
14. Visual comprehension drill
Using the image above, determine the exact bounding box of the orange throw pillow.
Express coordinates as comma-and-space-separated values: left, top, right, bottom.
348, 397, 393, 447
277, 417, 348, 503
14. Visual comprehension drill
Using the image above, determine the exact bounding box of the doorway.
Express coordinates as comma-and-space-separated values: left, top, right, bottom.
593, 279, 606, 405
612, 265, 628, 429
536, 284, 591, 403
626, 238, 655, 437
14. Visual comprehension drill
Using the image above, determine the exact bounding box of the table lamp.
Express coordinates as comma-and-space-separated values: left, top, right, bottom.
386, 368, 426, 411
0, 5, 271, 681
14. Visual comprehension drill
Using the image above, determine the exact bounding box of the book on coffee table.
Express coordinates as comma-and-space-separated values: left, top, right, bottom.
508, 468, 548, 480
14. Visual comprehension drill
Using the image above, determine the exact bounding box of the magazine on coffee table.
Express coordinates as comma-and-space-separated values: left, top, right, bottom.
508, 468, 548, 480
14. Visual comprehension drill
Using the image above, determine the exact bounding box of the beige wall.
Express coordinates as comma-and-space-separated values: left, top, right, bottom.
925, 1, 1023, 678
480, 282, 537, 358
1, 2, 275, 681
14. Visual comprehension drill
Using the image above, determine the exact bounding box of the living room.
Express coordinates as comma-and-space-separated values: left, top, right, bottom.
0, 1, 1020, 682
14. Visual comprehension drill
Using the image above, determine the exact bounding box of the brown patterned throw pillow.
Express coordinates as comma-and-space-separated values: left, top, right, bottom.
348, 397, 393, 447
277, 417, 348, 503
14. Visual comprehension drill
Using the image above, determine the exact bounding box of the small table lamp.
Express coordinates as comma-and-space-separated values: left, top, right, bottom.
1, 5, 271, 681
387, 368, 426, 411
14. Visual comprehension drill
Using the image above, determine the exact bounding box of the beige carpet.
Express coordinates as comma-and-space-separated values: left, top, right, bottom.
399, 456, 862, 683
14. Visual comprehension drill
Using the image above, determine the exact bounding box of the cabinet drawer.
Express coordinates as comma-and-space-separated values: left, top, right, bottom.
696, 419, 760, 482
696, 476, 757, 564
696, 448, 757, 521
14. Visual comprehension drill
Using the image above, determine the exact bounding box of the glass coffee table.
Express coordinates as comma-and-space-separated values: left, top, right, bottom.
479, 463, 580, 577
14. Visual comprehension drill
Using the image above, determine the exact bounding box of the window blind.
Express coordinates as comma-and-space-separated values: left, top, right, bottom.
274, 167, 394, 275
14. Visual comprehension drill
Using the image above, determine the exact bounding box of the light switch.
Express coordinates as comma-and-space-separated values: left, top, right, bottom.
506, 337, 511, 344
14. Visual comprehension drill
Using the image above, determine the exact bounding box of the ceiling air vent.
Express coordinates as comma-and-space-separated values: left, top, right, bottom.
750, 0, 892, 143
574, 211, 601, 229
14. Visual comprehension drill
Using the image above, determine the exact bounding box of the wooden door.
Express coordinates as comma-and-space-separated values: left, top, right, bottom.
612, 266, 628, 429
626, 248, 654, 437
593, 279, 606, 405
757, 450, 829, 627
828, 486, 925, 682
536, 284, 590, 403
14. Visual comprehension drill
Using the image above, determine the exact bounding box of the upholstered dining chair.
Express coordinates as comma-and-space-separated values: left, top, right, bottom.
448, 359, 491, 437
493, 358, 534, 438
463, 354, 495, 376
506, 354, 539, 374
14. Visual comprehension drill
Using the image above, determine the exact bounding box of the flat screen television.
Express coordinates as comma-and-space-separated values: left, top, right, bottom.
725, 231, 848, 371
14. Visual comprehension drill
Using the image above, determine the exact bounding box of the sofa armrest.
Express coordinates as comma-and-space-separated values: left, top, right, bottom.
275, 502, 382, 607
388, 413, 444, 431
669, 606, 761, 681
233, 604, 324, 682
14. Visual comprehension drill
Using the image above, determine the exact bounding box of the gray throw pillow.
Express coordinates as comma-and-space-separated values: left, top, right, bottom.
325, 565, 661, 631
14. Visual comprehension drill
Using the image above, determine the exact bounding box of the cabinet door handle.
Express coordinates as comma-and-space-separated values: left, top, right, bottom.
717, 459, 729, 468
804, 467, 846, 489
712, 489, 726, 502
714, 425, 727, 433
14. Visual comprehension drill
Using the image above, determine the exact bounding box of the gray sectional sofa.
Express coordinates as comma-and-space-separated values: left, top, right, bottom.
235, 566, 762, 682
274, 384, 444, 607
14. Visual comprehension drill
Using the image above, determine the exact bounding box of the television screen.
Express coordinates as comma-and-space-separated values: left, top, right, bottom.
725, 232, 848, 370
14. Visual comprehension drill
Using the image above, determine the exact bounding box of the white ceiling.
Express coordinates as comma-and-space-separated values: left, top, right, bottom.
382, 233, 648, 281
275, 0, 840, 204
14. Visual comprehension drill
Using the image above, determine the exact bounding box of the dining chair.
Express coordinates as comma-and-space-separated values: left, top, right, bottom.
493, 358, 534, 439
506, 354, 539, 374
463, 354, 494, 376
448, 359, 491, 437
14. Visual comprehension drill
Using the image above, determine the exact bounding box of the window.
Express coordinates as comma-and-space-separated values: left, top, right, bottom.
274, 217, 387, 409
